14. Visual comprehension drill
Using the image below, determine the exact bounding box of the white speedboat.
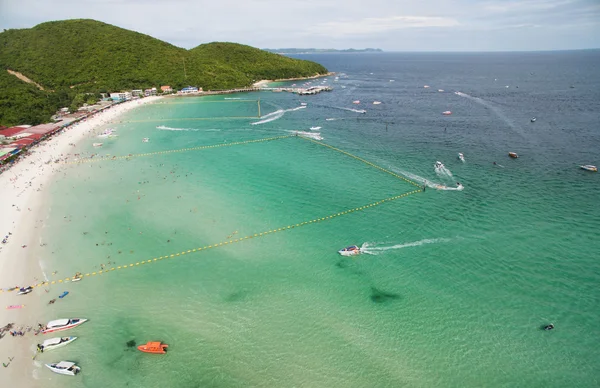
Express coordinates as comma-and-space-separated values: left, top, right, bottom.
142, 138, 149, 143
531, 117, 536, 122
300, 102, 307, 106
372, 101, 382, 105
45, 361, 80, 376
17, 286, 33, 295
352, 100, 360, 104
580, 165, 598, 172
434, 161, 445, 170
338, 245, 361, 256
458, 153, 465, 162
41, 318, 88, 334
310, 126, 322, 130
93, 143, 103, 147
442, 111, 452, 115
38, 337, 77, 353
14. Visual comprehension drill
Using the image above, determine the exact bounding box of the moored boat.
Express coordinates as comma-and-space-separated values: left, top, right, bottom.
580, 165, 597, 172
373, 101, 382, 105
508, 152, 519, 158
531, 117, 536, 122
352, 100, 360, 104
92, 143, 103, 147
338, 245, 361, 256
41, 318, 88, 334
138, 341, 168, 354
38, 336, 77, 353
442, 110, 452, 115
45, 361, 80, 376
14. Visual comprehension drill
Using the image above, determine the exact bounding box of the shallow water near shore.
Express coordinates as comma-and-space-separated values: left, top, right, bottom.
31, 51, 600, 387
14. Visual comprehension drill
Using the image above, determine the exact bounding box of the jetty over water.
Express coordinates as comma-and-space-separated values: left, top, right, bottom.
172, 85, 332, 97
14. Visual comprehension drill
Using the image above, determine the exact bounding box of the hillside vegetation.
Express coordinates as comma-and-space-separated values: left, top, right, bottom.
0, 19, 328, 126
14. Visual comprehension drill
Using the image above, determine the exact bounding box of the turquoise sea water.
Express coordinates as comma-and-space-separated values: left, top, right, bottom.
34, 51, 599, 387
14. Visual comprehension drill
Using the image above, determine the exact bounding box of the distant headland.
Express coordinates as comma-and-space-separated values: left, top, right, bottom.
265, 48, 383, 54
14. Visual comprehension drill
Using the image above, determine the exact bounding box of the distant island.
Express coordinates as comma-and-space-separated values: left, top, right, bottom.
264, 48, 383, 54
0, 19, 328, 126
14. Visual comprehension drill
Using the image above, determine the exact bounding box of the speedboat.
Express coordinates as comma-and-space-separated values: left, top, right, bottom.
438, 89, 444, 92
300, 102, 307, 106
45, 361, 80, 376
508, 152, 519, 158
92, 143, 103, 147
41, 318, 88, 334
372, 101, 382, 105
442, 111, 452, 115
310, 126, 322, 130
142, 138, 149, 143
580, 165, 598, 172
38, 337, 77, 353
138, 341, 168, 354
458, 153, 465, 162
531, 117, 536, 122
424, 85, 430, 88
17, 286, 33, 295
434, 161, 445, 170
338, 245, 361, 256
352, 100, 360, 104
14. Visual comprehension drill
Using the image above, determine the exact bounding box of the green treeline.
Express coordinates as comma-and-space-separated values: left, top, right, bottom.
0, 19, 328, 126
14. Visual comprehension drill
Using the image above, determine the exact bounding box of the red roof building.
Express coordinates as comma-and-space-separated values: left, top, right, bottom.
0, 126, 29, 138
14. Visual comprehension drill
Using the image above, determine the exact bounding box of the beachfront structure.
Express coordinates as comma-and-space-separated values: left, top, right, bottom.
110, 92, 132, 101
131, 89, 143, 97
144, 88, 157, 97
161, 85, 173, 93
180, 86, 201, 94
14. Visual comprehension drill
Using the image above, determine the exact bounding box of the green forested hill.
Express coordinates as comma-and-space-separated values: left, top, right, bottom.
0, 19, 328, 126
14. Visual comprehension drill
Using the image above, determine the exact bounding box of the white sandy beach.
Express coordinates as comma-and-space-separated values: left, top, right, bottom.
0, 96, 161, 385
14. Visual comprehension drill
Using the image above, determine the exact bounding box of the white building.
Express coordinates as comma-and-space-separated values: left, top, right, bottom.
110, 92, 132, 101
131, 89, 143, 97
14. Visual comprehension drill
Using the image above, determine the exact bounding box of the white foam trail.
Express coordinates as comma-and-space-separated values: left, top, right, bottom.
435, 165, 453, 177
330, 106, 367, 114
290, 131, 323, 140
157, 125, 220, 132
389, 168, 463, 191
361, 238, 450, 255
454, 91, 524, 136
251, 106, 306, 125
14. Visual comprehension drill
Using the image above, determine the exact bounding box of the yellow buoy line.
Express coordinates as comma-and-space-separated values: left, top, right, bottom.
67, 135, 293, 165
1, 189, 422, 293
299, 137, 422, 188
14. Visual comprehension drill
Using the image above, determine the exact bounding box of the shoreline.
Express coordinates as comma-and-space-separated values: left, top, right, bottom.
252, 72, 335, 88
0, 96, 162, 386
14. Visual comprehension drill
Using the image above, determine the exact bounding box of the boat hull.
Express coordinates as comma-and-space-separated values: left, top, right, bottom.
42, 319, 87, 334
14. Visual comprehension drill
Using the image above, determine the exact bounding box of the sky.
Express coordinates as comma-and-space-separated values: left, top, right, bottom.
0, 0, 599, 51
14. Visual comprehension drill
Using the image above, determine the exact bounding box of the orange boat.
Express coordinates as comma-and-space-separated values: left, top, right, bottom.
137, 341, 168, 354
508, 152, 519, 158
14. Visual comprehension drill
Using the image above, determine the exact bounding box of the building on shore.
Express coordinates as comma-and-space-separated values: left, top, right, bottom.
131, 89, 143, 97
144, 88, 157, 97
110, 92, 132, 101
161, 85, 173, 93
180, 86, 202, 94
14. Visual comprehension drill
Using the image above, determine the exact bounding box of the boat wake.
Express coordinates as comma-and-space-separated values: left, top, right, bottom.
390, 168, 464, 191
435, 164, 453, 177
290, 131, 323, 140
361, 239, 450, 255
251, 106, 306, 125
157, 125, 221, 132
454, 91, 524, 136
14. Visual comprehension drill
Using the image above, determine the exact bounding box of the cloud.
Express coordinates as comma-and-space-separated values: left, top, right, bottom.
307, 15, 460, 37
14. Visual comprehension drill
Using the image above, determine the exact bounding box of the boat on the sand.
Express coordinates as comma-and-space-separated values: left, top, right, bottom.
41, 318, 88, 334
45, 361, 80, 376
38, 336, 77, 353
